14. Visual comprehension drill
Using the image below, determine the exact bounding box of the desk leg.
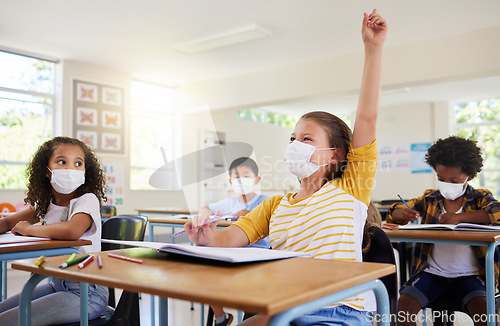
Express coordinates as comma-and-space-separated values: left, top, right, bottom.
149, 223, 156, 326
159, 297, 168, 326
485, 243, 497, 326
19, 273, 48, 326
1, 260, 6, 301
80, 283, 89, 326
267, 279, 390, 326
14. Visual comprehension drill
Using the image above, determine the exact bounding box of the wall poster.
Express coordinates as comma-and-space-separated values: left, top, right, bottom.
72, 79, 125, 156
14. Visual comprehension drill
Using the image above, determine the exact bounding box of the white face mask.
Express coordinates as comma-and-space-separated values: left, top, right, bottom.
48, 168, 85, 194
437, 179, 468, 200
283, 140, 335, 179
231, 177, 255, 195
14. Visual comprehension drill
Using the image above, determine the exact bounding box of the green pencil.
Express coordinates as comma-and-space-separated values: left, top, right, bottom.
59, 254, 90, 269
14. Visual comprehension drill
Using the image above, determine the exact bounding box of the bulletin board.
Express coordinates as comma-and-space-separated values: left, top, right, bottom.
72, 79, 125, 156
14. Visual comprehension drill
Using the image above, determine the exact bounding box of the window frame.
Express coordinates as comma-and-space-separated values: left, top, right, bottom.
0, 51, 56, 190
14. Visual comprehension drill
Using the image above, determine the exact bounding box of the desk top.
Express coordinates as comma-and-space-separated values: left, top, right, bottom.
384, 228, 500, 242
0, 239, 92, 254
148, 216, 234, 227
12, 248, 395, 315
135, 207, 195, 215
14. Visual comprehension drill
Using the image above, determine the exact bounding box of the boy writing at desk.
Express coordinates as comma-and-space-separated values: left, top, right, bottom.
387, 136, 500, 326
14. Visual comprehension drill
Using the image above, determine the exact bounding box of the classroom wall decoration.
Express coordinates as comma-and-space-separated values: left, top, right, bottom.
102, 163, 125, 207
410, 143, 432, 173
72, 79, 125, 155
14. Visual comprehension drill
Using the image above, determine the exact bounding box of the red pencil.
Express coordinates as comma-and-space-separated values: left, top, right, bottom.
107, 253, 144, 264
78, 254, 95, 269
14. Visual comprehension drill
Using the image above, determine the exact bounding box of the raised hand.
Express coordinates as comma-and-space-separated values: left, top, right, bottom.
362, 9, 388, 48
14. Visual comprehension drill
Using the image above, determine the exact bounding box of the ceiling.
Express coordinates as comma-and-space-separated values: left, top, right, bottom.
2, 0, 500, 112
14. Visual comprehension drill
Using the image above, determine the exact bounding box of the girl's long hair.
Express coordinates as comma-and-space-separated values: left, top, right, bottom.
25, 137, 107, 219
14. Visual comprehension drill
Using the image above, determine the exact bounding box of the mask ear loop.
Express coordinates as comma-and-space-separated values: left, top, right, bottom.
310, 147, 337, 167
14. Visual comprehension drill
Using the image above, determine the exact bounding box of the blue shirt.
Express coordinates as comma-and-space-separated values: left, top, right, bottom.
209, 193, 270, 249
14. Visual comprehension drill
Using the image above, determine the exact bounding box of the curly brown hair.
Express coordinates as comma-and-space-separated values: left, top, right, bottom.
25, 137, 107, 219
425, 136, 483, 177
300, 111, 352, 181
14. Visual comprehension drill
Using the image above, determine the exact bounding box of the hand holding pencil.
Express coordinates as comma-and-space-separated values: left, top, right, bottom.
392, 194, 419, 224
183, 211, 231, 246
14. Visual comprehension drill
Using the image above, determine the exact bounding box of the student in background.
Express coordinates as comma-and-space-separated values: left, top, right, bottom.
186, 9, 387, 325
387, 136, 500, 326
0, 136, 108, 325
199, 157, 269, 326
362, 202, 383, 254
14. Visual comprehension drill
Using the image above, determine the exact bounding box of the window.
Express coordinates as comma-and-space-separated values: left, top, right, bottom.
0, 51, 55, 189
454, 97, 500, 198
237, 108, 297, 127
130, 81, 180, 190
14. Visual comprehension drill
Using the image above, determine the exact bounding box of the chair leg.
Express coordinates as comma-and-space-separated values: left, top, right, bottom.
108, 291, 140, 326
206, 306, 214, 326
108, 287, 116, 308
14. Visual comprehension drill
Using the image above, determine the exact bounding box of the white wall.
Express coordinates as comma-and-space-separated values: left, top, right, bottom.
372, 101, 451, 201
177, 26, 500, 112
2, 26, 499, 212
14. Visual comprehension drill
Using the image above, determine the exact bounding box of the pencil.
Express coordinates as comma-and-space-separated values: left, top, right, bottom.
59, 254, 90, 269
397, 194, 412, 210
78, 254, 95, 269
107, 253, 144, 264
65, 253, 76, 263
171, 213, 233, 237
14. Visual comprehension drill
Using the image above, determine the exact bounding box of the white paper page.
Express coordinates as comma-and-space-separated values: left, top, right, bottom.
101, 239, 310, 263
397, 224, 456, 230
455, 223, 500, 231
0, 231, 52, 244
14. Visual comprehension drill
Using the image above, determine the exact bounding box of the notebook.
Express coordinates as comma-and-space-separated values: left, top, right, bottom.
101, 239, 310, 263
396, 222, 500, 232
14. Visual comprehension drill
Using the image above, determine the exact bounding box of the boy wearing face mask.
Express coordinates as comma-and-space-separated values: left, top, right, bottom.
198, 157, 269, 326
387, 136, 500, 326
199, 157, 270, 250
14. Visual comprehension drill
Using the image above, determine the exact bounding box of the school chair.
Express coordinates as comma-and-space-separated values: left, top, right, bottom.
53, 214, 148, 326
100, 205, 117, 218
363, 225, 399, 322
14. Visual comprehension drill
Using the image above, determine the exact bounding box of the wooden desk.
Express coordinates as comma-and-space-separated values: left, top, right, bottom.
13, 248, 395, 326
384, 229, 500, 326
0, 239, 91, 301
136, 207, 195, 216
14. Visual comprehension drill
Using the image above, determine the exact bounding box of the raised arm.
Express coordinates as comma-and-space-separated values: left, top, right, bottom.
351, 9, 388, 149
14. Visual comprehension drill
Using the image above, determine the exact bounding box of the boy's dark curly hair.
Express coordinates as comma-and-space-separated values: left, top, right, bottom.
25, 137, 107, 219
425, 136, 483, 176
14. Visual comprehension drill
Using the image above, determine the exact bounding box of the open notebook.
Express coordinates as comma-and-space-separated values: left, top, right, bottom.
396, 222, 500, 231
0, 232, 52, 245
101, 239, 310, 263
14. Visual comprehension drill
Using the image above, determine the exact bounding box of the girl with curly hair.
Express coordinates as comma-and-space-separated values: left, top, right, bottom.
0, 136, 109, 325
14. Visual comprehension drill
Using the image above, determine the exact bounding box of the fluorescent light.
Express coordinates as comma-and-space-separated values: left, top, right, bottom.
172, 24, 272, 54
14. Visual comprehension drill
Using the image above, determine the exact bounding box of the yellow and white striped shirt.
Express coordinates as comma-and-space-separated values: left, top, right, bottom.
234, 140, 378, 311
